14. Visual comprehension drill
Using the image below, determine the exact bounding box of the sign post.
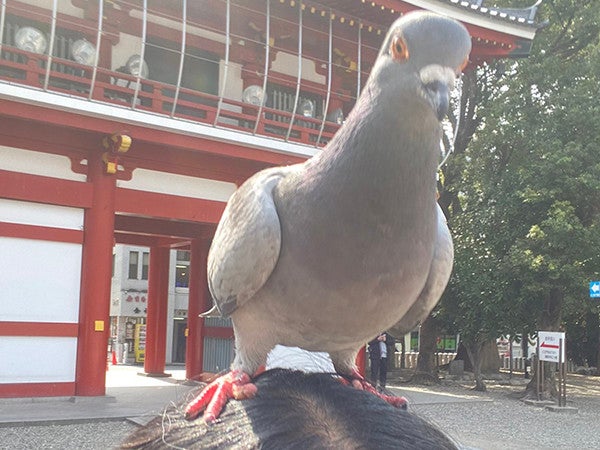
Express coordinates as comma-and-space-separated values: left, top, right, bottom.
538, 331, 565, 363
537, 331, 566, 406
590, 281, 600, 298
557, 338, 567, 407
535, 340, 540, 401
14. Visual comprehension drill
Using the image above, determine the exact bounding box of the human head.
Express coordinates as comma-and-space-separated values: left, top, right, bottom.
121, 369, 457, 449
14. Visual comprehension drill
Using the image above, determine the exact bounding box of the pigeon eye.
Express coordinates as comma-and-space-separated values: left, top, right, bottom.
457, 56, 469, 74
390, 36, 409, 61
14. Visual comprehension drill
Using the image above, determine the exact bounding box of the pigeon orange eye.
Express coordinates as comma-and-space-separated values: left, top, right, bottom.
459, 56, 469, 73
390, 36, 409, 61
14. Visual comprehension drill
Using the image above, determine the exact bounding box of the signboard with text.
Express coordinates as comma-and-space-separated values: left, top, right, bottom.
134, 324, 146, 363
537, 331, 566, 363
590, 281, 600, 298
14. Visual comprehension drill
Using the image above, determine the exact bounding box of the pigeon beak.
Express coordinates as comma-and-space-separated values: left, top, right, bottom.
419, 65, 455, 121
424, 80, 449, 121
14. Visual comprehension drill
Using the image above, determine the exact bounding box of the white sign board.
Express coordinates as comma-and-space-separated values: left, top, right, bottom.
537, 331, 566, 363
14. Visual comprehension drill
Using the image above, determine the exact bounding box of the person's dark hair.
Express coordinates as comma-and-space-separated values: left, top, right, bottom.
121, 369, 457, 449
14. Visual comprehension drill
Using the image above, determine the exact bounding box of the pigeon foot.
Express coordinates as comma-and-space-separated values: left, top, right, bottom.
341, 369, 408, 410
184, 369, 257, 422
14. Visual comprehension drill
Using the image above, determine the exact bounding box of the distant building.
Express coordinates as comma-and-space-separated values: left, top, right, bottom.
109, 245, 228, 368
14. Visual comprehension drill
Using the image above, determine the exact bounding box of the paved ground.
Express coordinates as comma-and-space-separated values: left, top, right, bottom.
0, 365, 195, 425
0, 365, 194, 449
0, 365, 598, 449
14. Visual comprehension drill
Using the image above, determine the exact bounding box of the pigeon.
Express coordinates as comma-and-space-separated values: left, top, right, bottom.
185, 11, 470, 421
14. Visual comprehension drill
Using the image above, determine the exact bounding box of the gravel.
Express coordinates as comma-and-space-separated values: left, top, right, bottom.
410, 374, 600, 450
0, 374, 598, 449
0, 420, 136, 450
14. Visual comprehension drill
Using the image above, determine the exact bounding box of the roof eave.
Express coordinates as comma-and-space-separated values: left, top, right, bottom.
400, 0, 539, 41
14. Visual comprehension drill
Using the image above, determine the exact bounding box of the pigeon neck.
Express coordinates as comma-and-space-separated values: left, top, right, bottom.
317, 92, 440, 192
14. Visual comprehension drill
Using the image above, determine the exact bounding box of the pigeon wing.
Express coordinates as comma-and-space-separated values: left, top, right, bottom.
207, 168, 285, 317
388, 204, 454, 335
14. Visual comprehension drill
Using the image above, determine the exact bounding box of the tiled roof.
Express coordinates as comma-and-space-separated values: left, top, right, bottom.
316, 1, 544, 34
442, 0, 543, 27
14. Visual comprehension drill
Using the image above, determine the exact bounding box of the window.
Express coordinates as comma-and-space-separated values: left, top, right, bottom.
176, 250, 190, 261
141, 252, 149, 280
410, 331, 419, 352
128, 251, 139, 279
175, 250, 190, 288
145, 38, 219, 94
175, 265, 189, 288
144, 37, 219, 118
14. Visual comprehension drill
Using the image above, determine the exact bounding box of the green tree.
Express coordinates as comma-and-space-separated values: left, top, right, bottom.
412, 64, 500, 385
435, 0, 600, 393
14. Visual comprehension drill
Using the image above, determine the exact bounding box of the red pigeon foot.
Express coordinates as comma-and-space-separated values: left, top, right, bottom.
342, 369, 408, 410
184, 369, 257, 422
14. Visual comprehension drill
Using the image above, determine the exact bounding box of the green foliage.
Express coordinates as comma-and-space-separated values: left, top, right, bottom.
437, 0, 600, 361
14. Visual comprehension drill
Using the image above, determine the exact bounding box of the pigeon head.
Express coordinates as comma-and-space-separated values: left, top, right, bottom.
370, 11, 472, 121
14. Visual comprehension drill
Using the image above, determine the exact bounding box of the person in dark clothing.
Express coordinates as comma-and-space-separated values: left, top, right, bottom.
368, 332, 395, 390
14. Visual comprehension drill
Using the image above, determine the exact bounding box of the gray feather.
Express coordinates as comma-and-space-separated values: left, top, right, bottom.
207, 167, 286, 317
388, 204, 454, 336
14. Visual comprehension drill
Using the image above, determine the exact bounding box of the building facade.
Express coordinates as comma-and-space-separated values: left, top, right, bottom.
0, 0, 541, 398
109, 245, 234, 371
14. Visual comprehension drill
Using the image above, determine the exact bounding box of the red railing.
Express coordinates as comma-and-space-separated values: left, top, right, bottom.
0, 44, 341, 148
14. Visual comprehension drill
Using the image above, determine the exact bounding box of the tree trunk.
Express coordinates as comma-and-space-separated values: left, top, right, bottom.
411, 315, 440, 384
597, 331, 600, 371
479, 339, 501, 374
454, 342, 473, 371
523, 358, 558, 401
454, 339, 499, 374
465, 341, 486, 391
522, 331, 531, 378
399, 337, 406, 369
523, 288, 564, 399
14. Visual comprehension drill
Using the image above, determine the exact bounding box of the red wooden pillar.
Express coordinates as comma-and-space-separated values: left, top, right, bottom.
143, 246, 170, 376
356, 346, 366, 377
186, 238, 210, 380
75, 152, 116, 396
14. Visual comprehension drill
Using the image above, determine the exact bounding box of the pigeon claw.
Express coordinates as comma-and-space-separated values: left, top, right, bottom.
184, 370, 257, 422
381, 393, 408, 410
343, 369, 408, 410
